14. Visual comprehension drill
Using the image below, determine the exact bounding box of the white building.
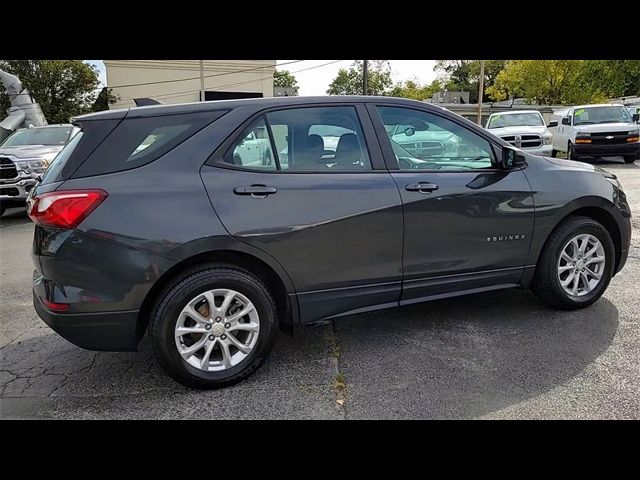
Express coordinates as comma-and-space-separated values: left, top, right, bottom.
104, 60, 276, 109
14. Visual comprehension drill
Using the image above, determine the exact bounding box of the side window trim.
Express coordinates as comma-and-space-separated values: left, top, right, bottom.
212, 103, 382, 174
366, 103, 502, 172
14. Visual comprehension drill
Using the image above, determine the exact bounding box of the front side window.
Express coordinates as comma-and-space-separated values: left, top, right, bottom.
377, 106, 495, 171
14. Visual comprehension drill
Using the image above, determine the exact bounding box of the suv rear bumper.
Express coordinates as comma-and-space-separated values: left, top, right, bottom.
574, 142, 639, 157
33, 291, 140, 351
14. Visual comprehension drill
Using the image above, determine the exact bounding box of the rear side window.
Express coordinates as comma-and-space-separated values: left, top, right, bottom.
40, 131, 84, 184
73, 111, 223, 178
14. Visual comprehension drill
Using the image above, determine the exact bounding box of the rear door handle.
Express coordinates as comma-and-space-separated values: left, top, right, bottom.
233, 185, 278, 197
405, 182, 439, 193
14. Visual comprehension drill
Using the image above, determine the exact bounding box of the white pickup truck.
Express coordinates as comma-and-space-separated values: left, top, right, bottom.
232, 130, 272, 167
485, 110, 554, 157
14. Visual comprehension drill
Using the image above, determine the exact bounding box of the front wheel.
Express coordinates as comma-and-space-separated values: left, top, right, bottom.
623, 155, 636, 164
149, 265, 278, 389
532, 216, 614, 310
567, 141, 579, 160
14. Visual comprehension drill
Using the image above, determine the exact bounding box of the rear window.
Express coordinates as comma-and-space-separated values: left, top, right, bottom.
72, 111, 224, 178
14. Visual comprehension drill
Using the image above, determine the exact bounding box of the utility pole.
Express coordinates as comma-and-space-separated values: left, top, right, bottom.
199, 60, 205, 102
477, 60, 485, 124
363, 60, 368, 95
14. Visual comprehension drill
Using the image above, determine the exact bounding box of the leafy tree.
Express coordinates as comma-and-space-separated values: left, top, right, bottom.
435, 60, 506, 103
0, 60, 115, 123
389, 79, 442, 101
273, 69, 299, 95
485, 60, 627, 105
326, 60, 393, 96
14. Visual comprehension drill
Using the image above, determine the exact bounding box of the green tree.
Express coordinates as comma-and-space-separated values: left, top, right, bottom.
326, 60, 393, 96
0, 60, 115, 123
579, 60, 640, 98
435, 60, 506, 103
389, 79, 442, 101
273, 69, 299, 95
485, 60, 623, 105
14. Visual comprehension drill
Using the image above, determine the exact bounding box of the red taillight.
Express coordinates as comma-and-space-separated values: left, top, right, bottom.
42, 298, 70, 312
27, 190, 108, 229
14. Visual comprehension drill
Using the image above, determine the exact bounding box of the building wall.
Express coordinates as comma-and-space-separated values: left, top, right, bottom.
104, 60, 276, 109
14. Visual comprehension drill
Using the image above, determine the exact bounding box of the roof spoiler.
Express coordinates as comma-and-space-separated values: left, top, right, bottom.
133, 98, 162, 107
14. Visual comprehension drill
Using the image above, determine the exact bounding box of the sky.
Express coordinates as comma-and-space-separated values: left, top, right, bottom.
86, 60, 438, 95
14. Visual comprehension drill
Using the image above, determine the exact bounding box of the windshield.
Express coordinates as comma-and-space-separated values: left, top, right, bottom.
1, 127, 73, 147
487, 113, 544, 129
574, 106, 632, 125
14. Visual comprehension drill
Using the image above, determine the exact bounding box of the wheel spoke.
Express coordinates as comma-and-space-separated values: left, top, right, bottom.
561, 251, 574, 264
585, 266, 601, 280
182, 305, 210, 325
571, 238, 580, 256
226, 334, 252, 354
227, 304, 255, 323
200, 339, 216, 369
586, 255, 605, 265
584, 244, 599, 259
228, 321, 259, 333
175, 326, 208, 337
578, 236, 588, 255
580, 271, 590, 291
218, 290, 236, 316
560, 272, 575, 287
558, 265, 574, 273
179, 335, 208, 360
571, 274, 579, 295
219, 340, 232, 368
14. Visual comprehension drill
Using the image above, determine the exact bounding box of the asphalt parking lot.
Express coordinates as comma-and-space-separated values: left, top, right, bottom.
1, 157, 639, 419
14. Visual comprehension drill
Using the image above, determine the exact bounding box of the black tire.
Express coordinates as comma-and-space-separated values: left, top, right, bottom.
532, 216, 615, 310
623, 155, 636, 164
0, 205, 5, 217
551, 149, 558, 158
149, 264, 278, 389
567, 141, 579, 160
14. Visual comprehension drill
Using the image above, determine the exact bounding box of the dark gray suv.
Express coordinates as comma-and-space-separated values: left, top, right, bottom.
27, 96, 632, 389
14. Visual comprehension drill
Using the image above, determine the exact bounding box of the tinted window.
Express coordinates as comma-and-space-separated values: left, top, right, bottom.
39, 131, 84, 184
487, 112, 544, 128
73, 111, 223, 178
1, 126, 72, 147
266, 106, 371, 171
225, 118, 276, 170
573, 106, 632, 125
377, 106, 495, 171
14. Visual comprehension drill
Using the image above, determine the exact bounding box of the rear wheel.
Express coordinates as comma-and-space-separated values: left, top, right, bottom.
532, 216, 614, 310
149, 264, 278, 389
623, 155, 636, 164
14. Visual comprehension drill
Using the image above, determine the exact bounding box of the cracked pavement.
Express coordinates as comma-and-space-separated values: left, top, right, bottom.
1, 158, 639, 419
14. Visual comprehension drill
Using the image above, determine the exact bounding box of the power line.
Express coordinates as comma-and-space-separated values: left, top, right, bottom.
3, 60, 303, 95
116, 60, 347, 102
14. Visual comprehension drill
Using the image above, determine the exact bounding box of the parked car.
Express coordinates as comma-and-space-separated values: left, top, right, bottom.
547, 104, 639, 163
27, 97, 631, 389
627, 105, 640, 123
485, 110, 554, 157
0, 124, 79, 216
231, 129, 272, 167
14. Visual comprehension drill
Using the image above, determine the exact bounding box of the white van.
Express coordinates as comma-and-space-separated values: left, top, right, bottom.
547, 104, 639, 163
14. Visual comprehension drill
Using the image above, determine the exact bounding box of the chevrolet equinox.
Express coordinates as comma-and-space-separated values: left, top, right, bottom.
27, 97, 632, 389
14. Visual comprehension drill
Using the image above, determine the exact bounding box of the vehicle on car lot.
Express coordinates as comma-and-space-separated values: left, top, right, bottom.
484, 110, 554, 157
547, 104, 639, 163
0, 124, 79, 216
27, 96, 632, 389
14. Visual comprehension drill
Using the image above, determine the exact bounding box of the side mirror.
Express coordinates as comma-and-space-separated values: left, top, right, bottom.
547, 120, 558, 128
561, 117, 570, 125
633, 113, 639, 123
404, 127, 415, 137
501, 146, 525, 169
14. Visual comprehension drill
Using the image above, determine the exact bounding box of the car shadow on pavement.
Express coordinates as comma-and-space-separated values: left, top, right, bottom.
334, 289, 619, 419
0, 208, 30, 227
